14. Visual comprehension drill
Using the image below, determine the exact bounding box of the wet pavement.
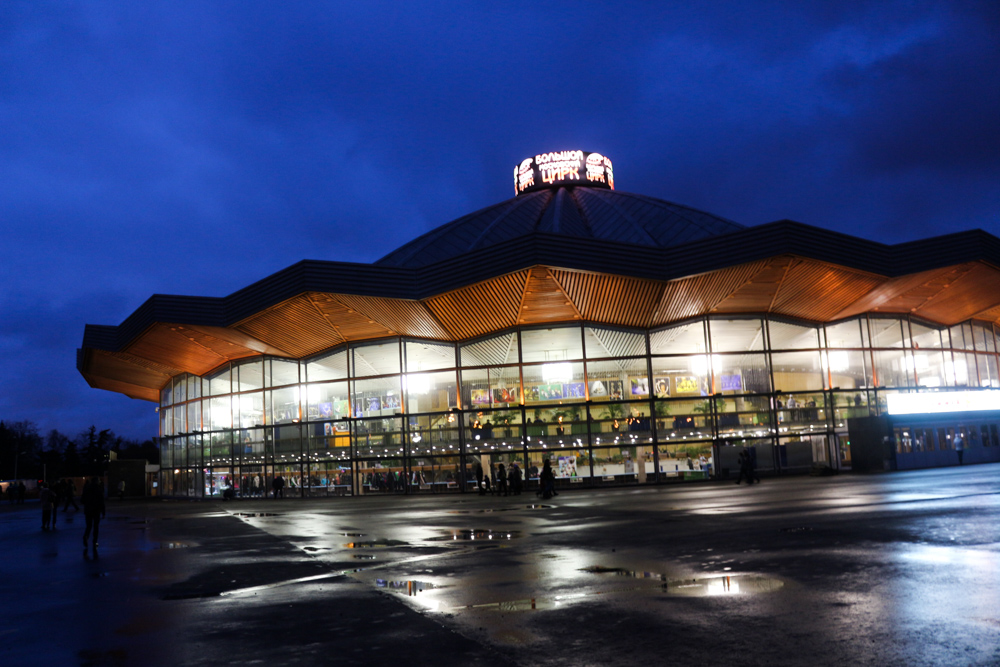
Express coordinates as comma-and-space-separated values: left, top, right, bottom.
2, 465, 999, 666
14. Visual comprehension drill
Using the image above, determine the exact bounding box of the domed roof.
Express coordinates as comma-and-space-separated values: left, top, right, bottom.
376, 185, 746, 269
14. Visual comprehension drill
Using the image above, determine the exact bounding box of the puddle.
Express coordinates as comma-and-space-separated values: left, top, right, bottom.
376, 579, 439, 596
343, 540, 408, 549
581, 567, 784, 596
152, 541, 191, 550
427, 529, 521, 542
353, 554, 377, 560
342, 532, 365, 537
446, 505, 552, 514
302, 546, 329, 552
233, 512, 279, 518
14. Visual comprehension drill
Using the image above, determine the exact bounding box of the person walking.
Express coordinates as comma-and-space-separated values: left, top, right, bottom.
496, 463, 508, 496
539, 459, 557, 499
475, 462, 485, 496
63, 478, 79, 511
81, 477, 106, 550
39, 483, 55, 530
117, 479, 126, 501
954, 431, 965, 465
735, 448, 754, 485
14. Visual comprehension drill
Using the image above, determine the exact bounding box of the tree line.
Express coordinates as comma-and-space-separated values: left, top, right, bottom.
0, 420, 158, 481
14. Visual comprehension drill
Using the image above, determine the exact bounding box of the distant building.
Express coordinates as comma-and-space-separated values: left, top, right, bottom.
78, 152, 1000, 497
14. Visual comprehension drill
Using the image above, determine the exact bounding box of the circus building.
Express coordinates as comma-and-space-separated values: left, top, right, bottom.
78, 151, 1000, 498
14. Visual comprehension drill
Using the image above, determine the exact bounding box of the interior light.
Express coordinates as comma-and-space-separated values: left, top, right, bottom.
543, 362, 573, 383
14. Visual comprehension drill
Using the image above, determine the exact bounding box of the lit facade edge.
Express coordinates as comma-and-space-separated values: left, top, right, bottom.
155, 313, 1000, 498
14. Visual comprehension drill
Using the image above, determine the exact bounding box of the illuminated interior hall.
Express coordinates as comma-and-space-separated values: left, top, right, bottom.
78, 151, 1000, 497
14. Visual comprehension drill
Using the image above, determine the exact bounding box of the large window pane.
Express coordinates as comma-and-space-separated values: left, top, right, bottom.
186, 401, 202, 432
405, 340, 456, 372
911, 350, 948, 387
461, 366, 521, 409
236, 360, 264, 391
172, 377, 186, 405
305, 381, 350, 422
586, 358, 650, 403
352, 376, 402, 417
649, 355, 710, 398
769, 320, 820, 350
949, 323, 975, 351
354, 417, 404, 457
268, 358, 299, 387
522, 361, 586, 405
351, 340, 400, 377
771, 351, 825, 391
584, 326, 647, 359
306, 348, 348, 382
910, 322, 944, 349
186, 375, 201, 400
714, 353, 770, 395
238, 392, 265, 428
825, 318, 868, 348
407, 414, 461, 456
872, 350, 911, 387
161, 383, 172, 406
404, 371, 457, 413
208, 396, 232, 430
521, 325, 583, 363
306, 421, 352, 461
972, 323, 996, 352
649, 321, 706, 355
870, 318, 907, 348
460, 331, 518, 367
822, 349, 871, 389
710, 318, 765, 352
268, 386, 300, 424
207, 365, 231, 396
978, 354, 1000, 388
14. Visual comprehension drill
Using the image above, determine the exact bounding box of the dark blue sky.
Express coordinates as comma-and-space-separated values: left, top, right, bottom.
2, 1, 998, 440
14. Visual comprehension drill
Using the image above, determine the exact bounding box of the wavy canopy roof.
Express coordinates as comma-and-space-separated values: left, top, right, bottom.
376, 186, 745, 268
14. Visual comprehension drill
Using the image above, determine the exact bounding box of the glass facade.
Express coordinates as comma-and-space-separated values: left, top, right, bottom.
157, 315, 1000, 497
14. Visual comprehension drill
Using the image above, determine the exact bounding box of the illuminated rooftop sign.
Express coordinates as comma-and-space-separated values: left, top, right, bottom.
886, 390, 1000, 415
515, 150, 614, 195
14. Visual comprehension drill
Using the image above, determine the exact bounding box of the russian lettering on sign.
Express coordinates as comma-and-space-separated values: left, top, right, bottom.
514, 151, 614, 195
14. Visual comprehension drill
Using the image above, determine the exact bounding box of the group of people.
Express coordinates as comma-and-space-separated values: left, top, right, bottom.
474, 461, 524, 496
5, 480, 27, 504
32, 477, 106, 549
37, 478, 79, 529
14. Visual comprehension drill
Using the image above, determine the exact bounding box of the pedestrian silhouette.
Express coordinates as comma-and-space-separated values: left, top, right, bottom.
82, 477, 106, 550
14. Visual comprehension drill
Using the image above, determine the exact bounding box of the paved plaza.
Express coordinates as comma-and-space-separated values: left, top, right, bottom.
2, 465, 999, 666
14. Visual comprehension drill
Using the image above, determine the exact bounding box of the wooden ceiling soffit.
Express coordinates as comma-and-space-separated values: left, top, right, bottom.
833, 264, 973, 321
655, 259, 770, 324
915, 263, 1000, 324
183, 325, 289, 357
82, 349, 172, 401
124, 323, 234, 376
84, 374, 159, 402
518, 266, 581, 325
971, 303, 1000, 325
550, 269, 662, 328
307, 292, 402, 343
234, 294, 344, 358
770, 260, 883, 321
425, 270, 529, 339
334, 294, 452, 341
